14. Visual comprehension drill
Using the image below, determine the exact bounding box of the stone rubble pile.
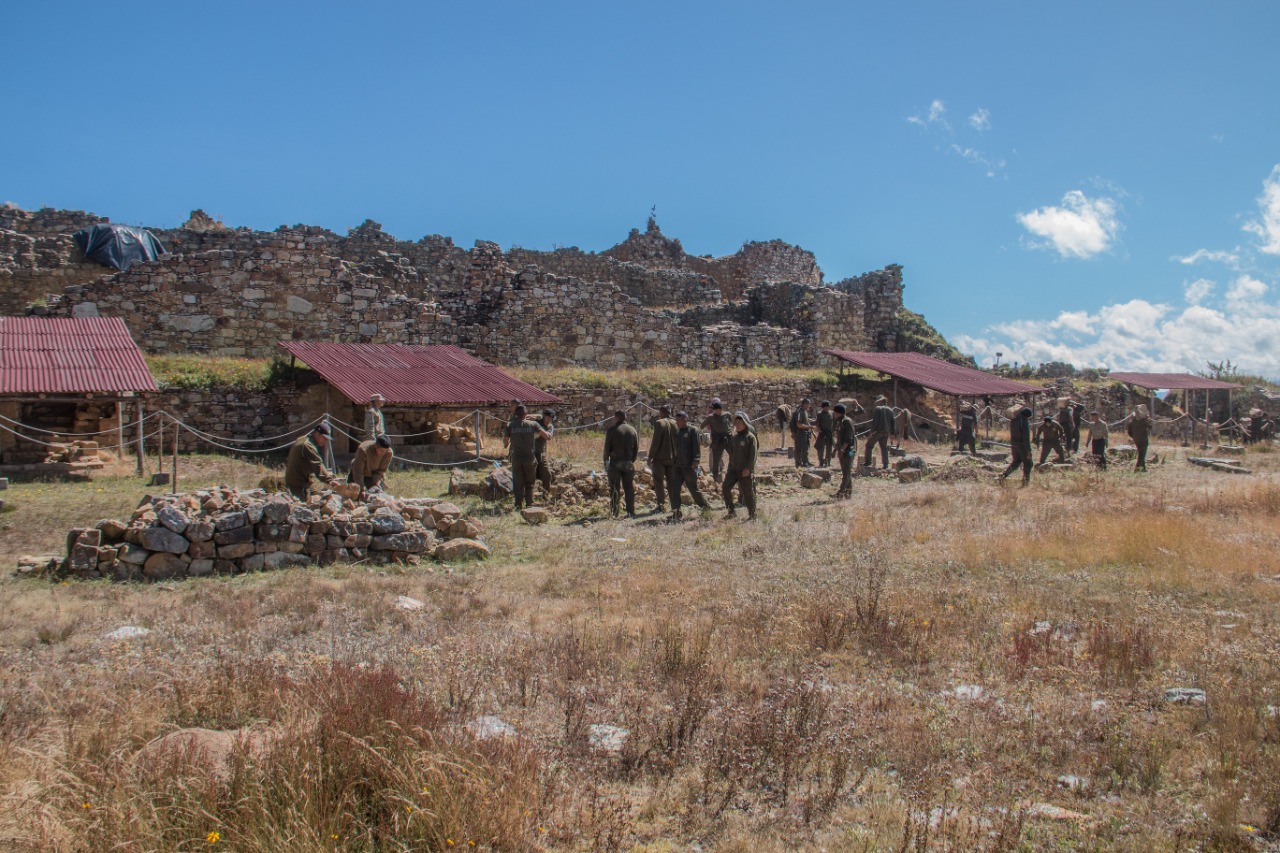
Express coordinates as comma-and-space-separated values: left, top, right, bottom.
38, 486, 489, 581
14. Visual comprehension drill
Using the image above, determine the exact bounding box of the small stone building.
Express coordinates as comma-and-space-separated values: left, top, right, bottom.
277, 341, 560, 463
0, 316, 157, 469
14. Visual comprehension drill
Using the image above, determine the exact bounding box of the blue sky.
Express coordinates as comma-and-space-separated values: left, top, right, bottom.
4, 2, 1280, 377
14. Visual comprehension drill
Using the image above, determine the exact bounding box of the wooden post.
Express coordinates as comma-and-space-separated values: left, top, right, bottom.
116, 400, 125, 461
474, 410, 482, 464
157, 411, 164, 470
135, 400, 144, 475
1204, 390, 1210, 448
172, 421, 179, 494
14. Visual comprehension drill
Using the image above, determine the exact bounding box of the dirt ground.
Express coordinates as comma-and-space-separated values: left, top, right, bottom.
1, 433, 1279, 851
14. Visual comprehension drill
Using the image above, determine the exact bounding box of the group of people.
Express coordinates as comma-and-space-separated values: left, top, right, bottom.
284, 393, 395, 500
995, 400, 1151, 485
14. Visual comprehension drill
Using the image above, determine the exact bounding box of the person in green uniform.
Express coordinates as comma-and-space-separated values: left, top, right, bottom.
790, 398, 813, 468
503, 404, 548, 511
815, 400, 835, 467
999, 406, 1034, 485
1126, 405, 1150, 471
957, 404, 978, 455
1034, 414, 1067, 465
670, 411, 710, 519
534, 409, 555, 494
700, 399, 732, 484
864, 395, 894, 469
648, 405, 678, 513
285, 423, 336, 500
723, 412, 758, 520
604, 410, 639, 518
364, 393, 386, 440
833, 403, 857, 500
1087, 410, 1109, 469
348, 434, 394, 495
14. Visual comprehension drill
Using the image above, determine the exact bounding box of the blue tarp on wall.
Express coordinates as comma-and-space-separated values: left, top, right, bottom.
72, 224, 167, 271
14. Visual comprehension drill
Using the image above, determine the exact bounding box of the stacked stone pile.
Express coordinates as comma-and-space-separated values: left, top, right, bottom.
43, 487, 489, 581
42, 439, 107, 470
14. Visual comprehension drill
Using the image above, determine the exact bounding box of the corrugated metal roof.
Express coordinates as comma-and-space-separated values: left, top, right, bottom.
0, 316, 158, 395
823, 350, 1040, 396
1107, 372, 1240, 391
278, 342, 561, 407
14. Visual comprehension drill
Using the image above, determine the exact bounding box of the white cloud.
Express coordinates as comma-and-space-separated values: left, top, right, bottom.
968, 108, 991, 131
1184, 278, 1214, 304
955, 273, 1280, 379
1175, 248, 1240, 268
908, 98, 950, 129
1243, 164, 1280, 254
908, 99, 1007, 178
1017, 190, 1121, 259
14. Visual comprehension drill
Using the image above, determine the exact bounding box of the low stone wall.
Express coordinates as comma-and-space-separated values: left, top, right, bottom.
55, 487, 488, 581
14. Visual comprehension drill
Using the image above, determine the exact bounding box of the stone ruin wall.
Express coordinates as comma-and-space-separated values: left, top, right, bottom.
3, 205, 908, 372
0, 206, 110, 314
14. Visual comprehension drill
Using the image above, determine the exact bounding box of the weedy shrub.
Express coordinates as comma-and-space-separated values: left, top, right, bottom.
1007, 621, 1076, 680
1086, 621, 1156, 688
38, 663, 549, 851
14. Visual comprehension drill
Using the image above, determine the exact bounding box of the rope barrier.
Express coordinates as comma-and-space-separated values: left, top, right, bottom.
169, 414, 328, 445
0, 409, 164, 438
0, 420, 166, 452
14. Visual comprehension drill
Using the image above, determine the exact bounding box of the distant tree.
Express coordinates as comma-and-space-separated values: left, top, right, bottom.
1034, 361, 1078, 379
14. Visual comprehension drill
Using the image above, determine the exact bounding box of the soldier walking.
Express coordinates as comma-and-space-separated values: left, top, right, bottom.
1126, 404, 1150, 471
956, 403, 978, 455
604, 410, 638, 518
648, 405, 678, 513
1070, 402, 1086, 453
1055, 399, 1074, 457
723, 412, 758, 520
833, 403, 857, 499
670, 411, 710, 519
1087, 410, 1109, 469
815, 400, 835, 467
503, 404, 548, 511
998, 406, 1033, 485
535, 409, 555, 494
863, 395, 894, 469
775, 404, 792, 450
700, 399, 732, 484
790, 398, 813, 467
1034, 414, 1067, 464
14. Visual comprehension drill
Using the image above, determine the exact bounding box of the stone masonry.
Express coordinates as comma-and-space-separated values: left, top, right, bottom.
3, 204, 910, 370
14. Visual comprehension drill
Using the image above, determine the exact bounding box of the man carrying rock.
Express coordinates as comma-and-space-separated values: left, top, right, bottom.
815, 400, 835, 467
998, 406, 1034, 486
700, 399, 732, 484
285, 423, 336, 500
1034, 414, 1067, 465
349, 433, 394, 496
670, 411, 710, 520
503, 404, 548, 512
863, 396, 894, 470
1055, 398, 1074, 457
1126, 404, 1150, 471
790, 398, 813, 468
723, 411, 758, 520
833, 403, 857, 500
1070, 402, 1086, 453
365, 393, 386, 440
535, 409, 555, 495
648, 405, 678, 514
604, 410, 639, 518
957, 403, 978, 455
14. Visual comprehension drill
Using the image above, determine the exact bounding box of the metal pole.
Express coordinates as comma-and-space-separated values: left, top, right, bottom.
172, 421, 179, 494
135, 400, 144, 475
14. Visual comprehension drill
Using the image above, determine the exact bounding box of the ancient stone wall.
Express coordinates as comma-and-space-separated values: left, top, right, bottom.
0, 229, 105, 314
505, 247, 722, 307
52, 235, 446, 358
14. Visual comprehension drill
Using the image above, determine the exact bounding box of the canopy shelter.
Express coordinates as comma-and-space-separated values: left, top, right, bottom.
72, 224, 167, 271
822, 349, 1041, 443
1107, 371, 1241, 446
278, 342, 561, 460
0, 316, 157, 469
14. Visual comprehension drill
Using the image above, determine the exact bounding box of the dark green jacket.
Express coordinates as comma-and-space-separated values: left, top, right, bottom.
673, 425, 702, 469
871, 405, 895, 434
816, 410, 834, 434
604, 422, 639, 467
958, 411, 977, 437
506, 416, 540, 461
1126, 416, 1150, 442
728, 427, 758, 472
1035, 420, 1064, 444
1009, 409, 1033, 453
285, 435, 332, 494
836, 415, 857, 454
648, 417, 678, 463
700, 411, 732, 443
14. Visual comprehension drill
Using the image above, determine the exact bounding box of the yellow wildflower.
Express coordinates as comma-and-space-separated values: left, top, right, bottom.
207, 831, 221, 843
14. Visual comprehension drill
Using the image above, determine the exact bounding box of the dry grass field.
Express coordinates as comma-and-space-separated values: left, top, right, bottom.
1, 435, 1279, 851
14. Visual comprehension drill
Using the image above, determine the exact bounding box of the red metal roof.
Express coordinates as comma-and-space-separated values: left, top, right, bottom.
0, 316, 158, 395
278, 342, 560, 407
823, 350, 1041, 396
1107, 372, 1240, 391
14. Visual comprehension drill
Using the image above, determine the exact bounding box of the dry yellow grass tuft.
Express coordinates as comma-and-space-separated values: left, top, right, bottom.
1, 439, 1280, 849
